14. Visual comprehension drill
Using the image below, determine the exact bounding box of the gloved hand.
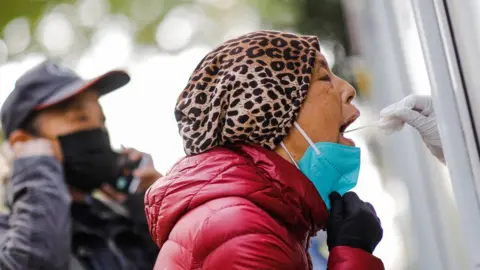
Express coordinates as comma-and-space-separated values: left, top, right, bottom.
327, 192, 383, 254
380, 94, 445, 163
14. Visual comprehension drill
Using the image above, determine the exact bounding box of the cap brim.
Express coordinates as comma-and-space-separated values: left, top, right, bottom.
35, 70, 130, 110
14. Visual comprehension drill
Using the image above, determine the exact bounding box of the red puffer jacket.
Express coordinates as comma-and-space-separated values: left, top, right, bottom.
145, 144, 384, 269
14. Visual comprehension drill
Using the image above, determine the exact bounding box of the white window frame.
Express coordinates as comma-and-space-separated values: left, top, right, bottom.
410, 0, 480, 268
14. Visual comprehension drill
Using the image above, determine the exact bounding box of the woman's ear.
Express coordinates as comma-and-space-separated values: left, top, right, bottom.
9, 130, 35, 146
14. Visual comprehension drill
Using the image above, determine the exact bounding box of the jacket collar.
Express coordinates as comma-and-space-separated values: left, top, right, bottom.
230, 144, 329, 234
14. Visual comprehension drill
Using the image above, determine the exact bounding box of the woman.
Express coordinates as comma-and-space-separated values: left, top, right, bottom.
145, 30, 384, 269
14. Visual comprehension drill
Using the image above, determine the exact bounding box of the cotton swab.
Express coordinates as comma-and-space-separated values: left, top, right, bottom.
342, 118, 402, 134
342, 123, 379, 134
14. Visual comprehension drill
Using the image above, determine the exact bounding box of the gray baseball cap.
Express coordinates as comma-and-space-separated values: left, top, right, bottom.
1, 60, 130, 138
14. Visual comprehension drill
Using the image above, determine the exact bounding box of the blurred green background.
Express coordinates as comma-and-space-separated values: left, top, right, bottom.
0, 0, 350, 71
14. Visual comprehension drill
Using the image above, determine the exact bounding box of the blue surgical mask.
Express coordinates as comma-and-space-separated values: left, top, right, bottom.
280, 122, 361, 210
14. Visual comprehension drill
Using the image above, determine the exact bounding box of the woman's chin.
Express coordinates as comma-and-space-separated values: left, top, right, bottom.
339, 135, 356, 146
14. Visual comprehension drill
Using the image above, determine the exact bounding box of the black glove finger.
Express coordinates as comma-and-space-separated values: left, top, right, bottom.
372, 226, 384, 250
365, 202, 383, 247
329, 192, 344, 219
342, 192, 363, 216
329, 191, 342, 201
364, 202, 382, 225
378, 226, 384, 241
364, 202, 377, 215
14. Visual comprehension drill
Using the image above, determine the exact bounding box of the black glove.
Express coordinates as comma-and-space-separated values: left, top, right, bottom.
327, 191, 383, 253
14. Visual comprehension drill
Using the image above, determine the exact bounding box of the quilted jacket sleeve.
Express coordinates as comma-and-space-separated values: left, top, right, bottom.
328, 246, 384, 270
190, 198, 308, 270
202, 232, 306, 270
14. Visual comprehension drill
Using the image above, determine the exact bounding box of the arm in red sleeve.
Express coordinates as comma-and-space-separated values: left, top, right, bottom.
203, 233, 306, 270
328, 246, 384, 270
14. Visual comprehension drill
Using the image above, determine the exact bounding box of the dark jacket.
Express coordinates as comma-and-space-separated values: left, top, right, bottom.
145, 144, 384, 269
1, 155, 158, 270
0, 156, 71, 270
70, 192, 158, 270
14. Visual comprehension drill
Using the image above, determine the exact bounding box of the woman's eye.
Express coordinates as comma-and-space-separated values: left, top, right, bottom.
319, 74, 330, 81
76, 114, 89, 122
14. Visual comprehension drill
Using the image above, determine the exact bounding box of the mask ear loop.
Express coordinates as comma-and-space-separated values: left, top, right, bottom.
293, 122, 321, 155
280, 142, 300, 169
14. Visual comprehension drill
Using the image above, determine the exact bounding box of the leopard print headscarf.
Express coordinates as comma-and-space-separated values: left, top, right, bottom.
175, 30, 320, 155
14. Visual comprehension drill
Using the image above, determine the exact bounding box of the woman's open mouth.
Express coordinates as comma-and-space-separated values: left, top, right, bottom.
339, 118, 356, 146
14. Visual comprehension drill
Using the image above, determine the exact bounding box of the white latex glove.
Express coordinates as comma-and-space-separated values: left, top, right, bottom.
11, 139, 54, 159
380, 94, 445, 163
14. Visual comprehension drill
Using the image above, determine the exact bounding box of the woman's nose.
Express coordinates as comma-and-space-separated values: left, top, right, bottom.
343, 83, 356, 104
333, 75, 356, 103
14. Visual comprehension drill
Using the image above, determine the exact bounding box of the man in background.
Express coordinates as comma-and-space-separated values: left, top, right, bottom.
0, 60, 160, 270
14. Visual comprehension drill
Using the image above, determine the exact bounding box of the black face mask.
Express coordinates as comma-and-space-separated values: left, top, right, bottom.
58, 128, 119, 193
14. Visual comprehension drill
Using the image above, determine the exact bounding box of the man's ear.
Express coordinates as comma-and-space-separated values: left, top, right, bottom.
9, 130, 35, 146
